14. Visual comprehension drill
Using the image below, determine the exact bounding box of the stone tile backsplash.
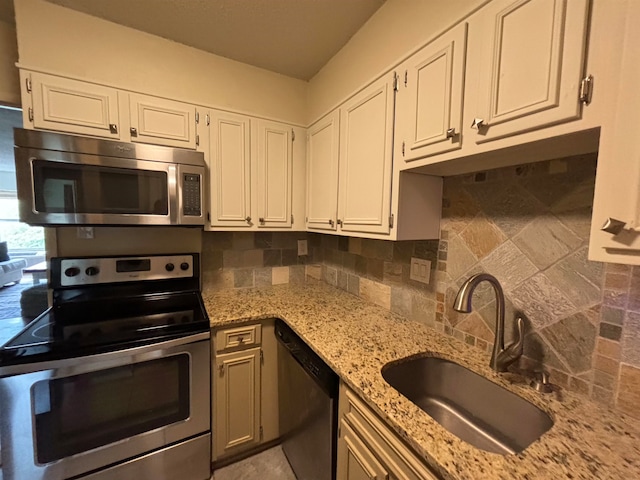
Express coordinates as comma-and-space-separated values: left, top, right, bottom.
200, 153, 640, 418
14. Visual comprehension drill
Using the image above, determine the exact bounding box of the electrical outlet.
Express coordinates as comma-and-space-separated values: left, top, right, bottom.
297, 239, 308, 256
410, 257, 431, 284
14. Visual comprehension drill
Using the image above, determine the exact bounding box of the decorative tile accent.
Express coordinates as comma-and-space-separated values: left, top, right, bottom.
622, 312, 640, 366
617, 364, 640, 418
600, 323, 623, 341
359, 278, 391, 310
511, 273, 575, 328
544, 247, 603, 310
272, 266, 290, 285
512, 215, 582, 269
542, 312, 596, 374
597, 338, 621, 360
480, 240, 538, 292
459, 214, 506, 260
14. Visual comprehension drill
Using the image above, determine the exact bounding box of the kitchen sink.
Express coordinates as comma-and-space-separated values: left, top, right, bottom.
381, 356, 553, 455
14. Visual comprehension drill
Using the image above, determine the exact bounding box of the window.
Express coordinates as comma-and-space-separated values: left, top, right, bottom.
0, 107, 45, 252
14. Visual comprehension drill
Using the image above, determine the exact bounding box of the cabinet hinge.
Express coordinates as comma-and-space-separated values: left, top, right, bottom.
291, 214, 294, 224
401, 141, 405, 157
579, 74, 594, 105
260, 349, 264, 364
259, 426, 264, 441
404, 70, 408, 87
218, 363, 224, 375
207, 212, 211, 222
195, 111, 200, 124
389, 214, 394, 228
25, 76, 32, 93
196, 134, 200, 146
28, 107, 34, 122
291, 129, 296, 141
393, 72, 399, 92
206, 113, 210, 126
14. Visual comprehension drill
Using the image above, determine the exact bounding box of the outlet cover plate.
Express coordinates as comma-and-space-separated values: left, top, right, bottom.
297, 240, 308, 256
410, 257, 431, 284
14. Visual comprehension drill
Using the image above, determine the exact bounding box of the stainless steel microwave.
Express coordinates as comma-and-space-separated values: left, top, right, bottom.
14, 128, 206, 226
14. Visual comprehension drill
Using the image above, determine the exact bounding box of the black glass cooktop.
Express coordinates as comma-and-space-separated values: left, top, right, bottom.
0, 291, 209, 366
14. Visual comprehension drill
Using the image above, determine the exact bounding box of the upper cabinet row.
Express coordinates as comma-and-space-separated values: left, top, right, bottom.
21, 71, 200, 149
393, 0, 592, 172
20, 70, 306, 232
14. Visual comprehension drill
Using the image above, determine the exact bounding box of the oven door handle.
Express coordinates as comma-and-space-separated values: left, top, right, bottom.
0, 331, 210, 378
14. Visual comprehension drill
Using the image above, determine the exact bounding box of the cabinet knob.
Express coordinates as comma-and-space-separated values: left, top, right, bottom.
471, 118, 486, 130
337, 219, 343, 226
245, 216, 252, 223
446, 128, 456, 139
109, 124, 118, 134
601, 218, 627, 235
328, 219, 334, 227
259, 217, 265, 224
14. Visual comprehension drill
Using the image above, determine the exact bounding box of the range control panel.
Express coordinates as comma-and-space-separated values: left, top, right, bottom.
59, 254, 195, 287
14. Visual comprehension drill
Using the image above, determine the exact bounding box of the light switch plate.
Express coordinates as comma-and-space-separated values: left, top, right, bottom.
410, 257, 431, 284
297, 239, 308, 256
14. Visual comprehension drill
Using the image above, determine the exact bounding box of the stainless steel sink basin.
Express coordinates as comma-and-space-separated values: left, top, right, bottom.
381, 356, 553, 455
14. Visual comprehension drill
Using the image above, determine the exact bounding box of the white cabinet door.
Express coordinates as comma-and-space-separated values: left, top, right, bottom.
338, 74, 395, 235
469, 0, 590, 143
396, 22, 467, 162
306, 111, 340, 232
209, 111, 252, 228
128, 93, 197, 148
214, 347, 261, 458
27, 72, 120, 139
254, 119, 293, 228
337, 420, 390, 480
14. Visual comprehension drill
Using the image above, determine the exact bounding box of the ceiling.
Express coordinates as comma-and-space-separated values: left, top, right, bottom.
33, 0, 386, 81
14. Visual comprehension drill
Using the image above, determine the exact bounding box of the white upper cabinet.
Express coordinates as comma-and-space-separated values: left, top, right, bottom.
254, 119, 293, 228
468, 0, 590, 143
338, 73, 395, 235
306, 111, 340, 232
208, 111, 252, 228
128, 93, 198, 149
24, 71, 121, 139
395, 22, 467, 162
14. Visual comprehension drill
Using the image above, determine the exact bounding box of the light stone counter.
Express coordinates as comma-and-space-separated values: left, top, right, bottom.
203, 283, 640, 480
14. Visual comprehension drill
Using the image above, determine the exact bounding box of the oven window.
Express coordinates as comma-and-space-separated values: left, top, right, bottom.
32, 160, 169, 215
31, 354, 189, 464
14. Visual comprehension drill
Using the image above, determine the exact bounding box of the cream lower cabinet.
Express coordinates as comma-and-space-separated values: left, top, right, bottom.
467, 0, 590, 144
22, 71, 121, 139
212, 321, 278, 461
338, 384, 440, 480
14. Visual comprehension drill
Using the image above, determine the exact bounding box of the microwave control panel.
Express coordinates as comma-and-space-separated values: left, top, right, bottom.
182, 173, 201, 217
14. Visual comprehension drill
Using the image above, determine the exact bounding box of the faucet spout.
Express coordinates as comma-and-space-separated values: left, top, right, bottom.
453, 273, 523, 372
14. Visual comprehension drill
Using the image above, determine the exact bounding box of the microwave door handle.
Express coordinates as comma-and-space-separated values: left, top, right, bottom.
168, 164, 179, 224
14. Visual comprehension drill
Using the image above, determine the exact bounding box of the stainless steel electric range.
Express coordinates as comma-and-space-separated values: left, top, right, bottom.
0, 253, 211, 480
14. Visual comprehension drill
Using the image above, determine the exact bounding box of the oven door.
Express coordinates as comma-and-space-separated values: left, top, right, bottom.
0, 333, 210, 480
15, 147, 179, 226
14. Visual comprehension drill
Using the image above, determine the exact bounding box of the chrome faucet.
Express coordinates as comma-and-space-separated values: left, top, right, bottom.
453, 273, 524, 372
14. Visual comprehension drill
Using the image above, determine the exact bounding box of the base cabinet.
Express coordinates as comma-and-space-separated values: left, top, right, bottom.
337, 384, 440, 480
212, 321, 278, 461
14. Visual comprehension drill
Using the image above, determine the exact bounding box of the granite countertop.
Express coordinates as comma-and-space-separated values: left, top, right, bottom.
203, 283, 640, 480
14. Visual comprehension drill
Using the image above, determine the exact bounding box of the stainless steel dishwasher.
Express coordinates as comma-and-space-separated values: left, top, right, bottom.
275, 319, 338, 480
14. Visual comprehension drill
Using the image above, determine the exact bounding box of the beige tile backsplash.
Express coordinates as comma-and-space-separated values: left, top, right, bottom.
200, 153, 640, 418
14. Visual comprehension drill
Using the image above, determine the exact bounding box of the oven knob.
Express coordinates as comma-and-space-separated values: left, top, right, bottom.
165, 263, 175, 272
180, 262, 189, 271
64, 267, 80, 277
85, 266, 100, 276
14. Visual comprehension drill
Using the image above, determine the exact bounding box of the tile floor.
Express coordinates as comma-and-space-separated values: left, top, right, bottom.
212, 446, 296, 480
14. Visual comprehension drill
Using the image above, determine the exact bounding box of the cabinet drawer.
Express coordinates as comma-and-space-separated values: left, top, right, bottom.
341, 385, 439, 480
215, 324, 261, 351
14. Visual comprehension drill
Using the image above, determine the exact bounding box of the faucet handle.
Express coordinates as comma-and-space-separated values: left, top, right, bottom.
506, 317, 524, 355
